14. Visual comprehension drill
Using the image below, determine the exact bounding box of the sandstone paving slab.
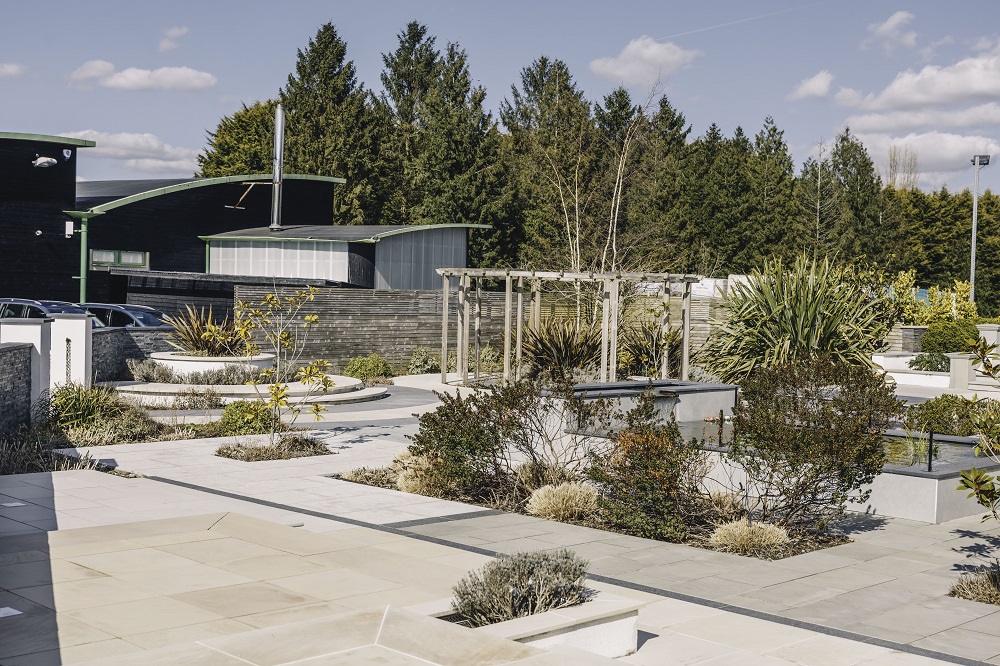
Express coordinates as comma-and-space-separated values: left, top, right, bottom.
830, 540, 910, 560
741, 579, 845, 607
715, 563, 810, 587
851, 555, 944, 577
625, 558, 732, 583
956, 610, 1000, 636
911, 626, 1000, 662
10, 575, 160, 611
616, 631, 740, 665
122, 618, 258, 650
0, 638, 144, 665
795, 565, 897, 592
172, 580, 325, 616
666, 575, 760, 601
764, 633, 892, 666
66, 594, 226, 636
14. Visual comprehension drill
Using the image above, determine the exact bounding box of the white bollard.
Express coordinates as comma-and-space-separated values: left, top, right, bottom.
48, 313, 94, 391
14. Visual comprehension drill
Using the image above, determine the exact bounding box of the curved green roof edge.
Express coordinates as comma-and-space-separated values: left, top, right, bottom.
70, 173, 347, 215
198, 223, 492, 244
0, 132, 96, 147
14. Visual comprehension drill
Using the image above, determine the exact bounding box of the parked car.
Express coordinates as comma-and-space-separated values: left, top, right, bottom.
0, 298, 97, 321
79, 303, 172, 328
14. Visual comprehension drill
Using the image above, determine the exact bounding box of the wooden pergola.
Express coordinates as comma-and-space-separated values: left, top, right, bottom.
437, 268, 702, 386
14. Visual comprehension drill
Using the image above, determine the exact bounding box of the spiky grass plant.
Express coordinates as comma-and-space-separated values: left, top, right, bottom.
619, 322, 680, 378
699, 254, 898, 384
451, 550, 592, 627
526, 482, 597, 522
162, 305, 243, 357
950, 560, 1000, 605
708, 519, 791, 559
522, 319, 601, 378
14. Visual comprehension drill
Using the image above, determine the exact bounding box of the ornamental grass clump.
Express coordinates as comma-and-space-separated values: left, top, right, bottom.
708, 519, 791, 559
522, 319, 601, 379
950, 560, 1000, 606
451, 550, 592, 627
526, 482, 597, 522
215, 434, 330, 461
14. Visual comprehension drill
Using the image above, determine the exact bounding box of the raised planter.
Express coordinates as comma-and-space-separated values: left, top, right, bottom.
112, 374, 371, 408
406, 591, 643, 659
149, 351, 275, 374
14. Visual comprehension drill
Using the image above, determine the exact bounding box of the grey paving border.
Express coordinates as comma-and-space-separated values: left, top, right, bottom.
383, 509, 506, 529
145, 475, 986, 666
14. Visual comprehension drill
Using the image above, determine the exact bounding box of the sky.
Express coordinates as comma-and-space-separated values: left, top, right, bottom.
2, 0, 999, 193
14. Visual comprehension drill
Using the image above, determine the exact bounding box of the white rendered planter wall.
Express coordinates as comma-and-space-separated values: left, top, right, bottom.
408, 592, 643, 659
149, 351, 275, 375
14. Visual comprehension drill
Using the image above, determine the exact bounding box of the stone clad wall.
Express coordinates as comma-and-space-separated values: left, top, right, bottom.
0, 343, 33, 434
92, 327, 173, 382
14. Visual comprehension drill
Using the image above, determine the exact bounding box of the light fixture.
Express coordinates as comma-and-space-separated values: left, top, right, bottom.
32, 154, 57, 168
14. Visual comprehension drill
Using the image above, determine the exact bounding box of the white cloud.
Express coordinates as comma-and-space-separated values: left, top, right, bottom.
788, 70, 833, 100
590, 36, 700, 86
0, 63, 25, 78
69, 59, 216, 91
835, 53, 1000, 110
857, 130, 1000, 188
159, 26, 188, 52
920, 36, 953, 61
864, 11, 917, 51
847, 102, 1000, 133
60, 130, 199, 174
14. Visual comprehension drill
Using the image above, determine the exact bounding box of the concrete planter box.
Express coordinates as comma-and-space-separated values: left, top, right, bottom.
408, 591, 644, 659
978, 324, 1000, 346
150, 351, 275, 375
886, 369, 950, 388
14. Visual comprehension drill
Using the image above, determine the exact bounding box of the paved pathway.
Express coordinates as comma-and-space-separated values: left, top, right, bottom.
57, 412, 1000, 664
0, 470, 950, 665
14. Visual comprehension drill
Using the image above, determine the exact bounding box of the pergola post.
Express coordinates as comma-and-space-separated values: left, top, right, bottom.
503, 274, 512, 382
660, 281, 670, 379
440, 274, 450, 384
515, 276, 524, 380
681, 279, 692, 381
462, 274, 471, 385
530, 279, 541, 329
474, 278, 482, 382
600, 279, 610, 382
609, 277, 620, 382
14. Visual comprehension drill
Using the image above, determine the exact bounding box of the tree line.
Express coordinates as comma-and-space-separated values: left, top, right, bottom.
197, 22, 1000, 313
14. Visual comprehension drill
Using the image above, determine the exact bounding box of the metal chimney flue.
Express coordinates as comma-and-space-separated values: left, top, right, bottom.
270, 103, 285, 231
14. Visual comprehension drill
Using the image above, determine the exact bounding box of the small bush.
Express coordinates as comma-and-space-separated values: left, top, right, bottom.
921, 319, 980, 354
362, 376, 395, 387
904, 394, 982, 436
522, 320, 601, 379
395, 451, 442, 495
451, 550, 592, 627
127, 359, 268, 385
619, 322, 681, 378
514, 461, 576, 494
950, 560, 1000, 605
215, 434, 330, 461
62, 404, 166, 446
407, 347, 441, 375
708, 519, 791, 559
344, 354, 394, 381
0, 428, 106, 475
526, 483, 597, 522
217, 400, 278, 436
127, 358, 177, 383
172, 388, 223, 410
907, 352, 950, 372
588, 421, 707, 542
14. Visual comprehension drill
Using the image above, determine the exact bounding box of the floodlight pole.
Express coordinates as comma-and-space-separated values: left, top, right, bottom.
970, 154, 991, 303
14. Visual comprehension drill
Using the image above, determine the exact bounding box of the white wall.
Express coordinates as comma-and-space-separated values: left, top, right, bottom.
210, 240, 350, 282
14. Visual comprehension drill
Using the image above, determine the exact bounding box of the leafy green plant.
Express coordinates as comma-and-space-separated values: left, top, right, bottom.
903, 394, 982, 436
344, 353, 394, 381
522, 319, 601, 379
217, 400, 278, 436
707, 519, 790, 559
729, 357, 901, 531
907, 352, 950, 372
172, 388, 224, 410
892, 270, 977, 325
406, 347, 441, 375
588, 417, 707, 542
127, 358, 269, 385
699, 254, 898, 384
162, 305, 244, 357
451, 550, 592, 627
619, 322, 680, 379
920, 319, 980, 354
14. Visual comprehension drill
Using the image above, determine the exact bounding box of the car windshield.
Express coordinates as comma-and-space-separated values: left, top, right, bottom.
126, 310, 168, 326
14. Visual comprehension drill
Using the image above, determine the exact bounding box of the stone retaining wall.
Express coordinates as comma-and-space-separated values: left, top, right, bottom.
0, 343, 33, 434
92, 327, 173, 382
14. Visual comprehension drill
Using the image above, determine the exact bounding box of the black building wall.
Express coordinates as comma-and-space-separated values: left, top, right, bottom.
85, 180, 336, 302
0, 137, 86, 301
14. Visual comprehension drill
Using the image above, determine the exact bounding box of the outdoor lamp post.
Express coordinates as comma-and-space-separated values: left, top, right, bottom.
971, 154, 991, 304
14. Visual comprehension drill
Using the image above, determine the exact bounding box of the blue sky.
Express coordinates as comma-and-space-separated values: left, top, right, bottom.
2, 0, 998, 192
